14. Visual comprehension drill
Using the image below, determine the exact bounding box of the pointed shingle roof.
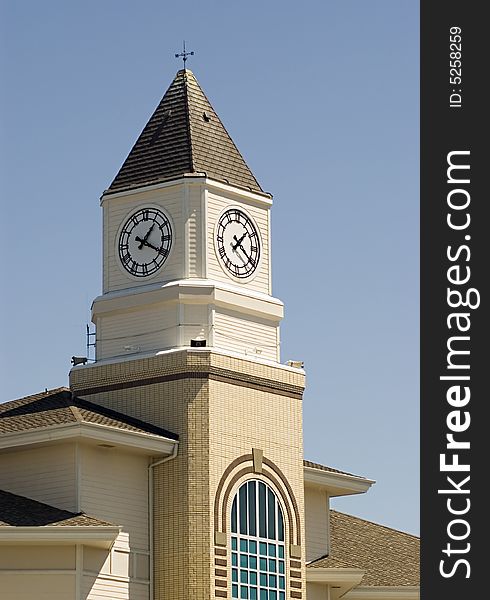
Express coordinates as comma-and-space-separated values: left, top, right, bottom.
106, 69, 263, 195
0, 387, 178, 440
308, 510, 420, 587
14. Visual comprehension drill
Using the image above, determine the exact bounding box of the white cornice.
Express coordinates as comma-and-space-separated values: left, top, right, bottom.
100, 176, 272, 206
343, 587, 420, 600
304, 466, 375, 497
91, 278, 284, 321
0, 421, 178, 456
0, 526, 121, 549
307, 568, 365, 598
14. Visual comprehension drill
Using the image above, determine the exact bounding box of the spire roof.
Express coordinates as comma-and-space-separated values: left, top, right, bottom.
107, 69, 263, 195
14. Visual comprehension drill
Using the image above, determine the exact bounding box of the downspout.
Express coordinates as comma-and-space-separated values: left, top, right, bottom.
148, 443, 178, 600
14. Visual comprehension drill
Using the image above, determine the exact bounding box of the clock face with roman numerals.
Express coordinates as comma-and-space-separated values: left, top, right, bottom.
118, 207, 172, 278
215, 208, 260, 279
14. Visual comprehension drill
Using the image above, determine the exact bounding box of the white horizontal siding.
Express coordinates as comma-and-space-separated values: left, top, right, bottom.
83, 574, 129, 600
104, 185, 184, 293
97, 304, 179, 360
80, 446, 149, 551
207, 191, 270, 294
0, 444, 77, 511
305, 487, 329, 562
213, 308, 278, 361
187, 184, 203, 278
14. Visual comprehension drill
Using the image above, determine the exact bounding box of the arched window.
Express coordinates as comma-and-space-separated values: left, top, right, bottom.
230, 480, 286, 600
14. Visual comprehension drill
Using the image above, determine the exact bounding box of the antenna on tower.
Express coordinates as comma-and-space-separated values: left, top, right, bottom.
175, 40, 194, 68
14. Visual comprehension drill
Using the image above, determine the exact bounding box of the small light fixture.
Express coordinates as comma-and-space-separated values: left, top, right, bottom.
71, 356, 88, 366
286, 360, 304, 369
190, 339, 206, 348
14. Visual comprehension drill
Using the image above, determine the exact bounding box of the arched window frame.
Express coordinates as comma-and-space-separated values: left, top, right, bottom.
230, 479, 287, 600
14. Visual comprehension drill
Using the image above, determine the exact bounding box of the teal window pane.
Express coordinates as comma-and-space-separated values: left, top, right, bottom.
232, 553, 238, 566
278, 509, 284, 541
278, 561, 284, 574
250, 588, 257, 600
232, 537, 237, 551
240, 569, 248, 583
260, 573, 267, 586
279, 593, 285, 600
248, 481, 257, 536
232, 568, 238, 582
249, 556, 257, 569
278, 546, 284, 559
270, 592, 277, 600
240, 554, 248, 568
250, 572, 257, 585
232, 497, 238, 533
259, 542, 267, 556
239, 485, 248, 535
268, 544, 276, 557
269, 559, 277, 572
267, 488, 276, 539
260, 590, 267, 600
279, 576, 285, 589
269, 574, 277, 587
232, 584, 238, 598
249, 541, 257, 554
240, 539, 248, 552
260, 558, 267, 570
258, 482, 267, 537
241, 586, 248, 599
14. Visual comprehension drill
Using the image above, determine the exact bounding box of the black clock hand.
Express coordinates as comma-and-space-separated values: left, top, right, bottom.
232, 233, 247, 251
237, 243, 252, 264
135, 237, 161, 253
137, 222, 155, 249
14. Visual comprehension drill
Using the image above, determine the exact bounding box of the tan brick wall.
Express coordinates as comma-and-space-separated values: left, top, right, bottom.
69, 349, 305, 599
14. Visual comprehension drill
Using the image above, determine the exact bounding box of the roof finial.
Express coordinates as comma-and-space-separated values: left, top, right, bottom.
175, 40, 194, 70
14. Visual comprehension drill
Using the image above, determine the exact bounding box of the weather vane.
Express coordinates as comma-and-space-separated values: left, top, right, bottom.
175, 40, 194, 68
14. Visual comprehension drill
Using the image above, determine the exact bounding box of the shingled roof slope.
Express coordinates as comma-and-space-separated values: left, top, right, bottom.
107, 69, 263, 194
0, 387, 178, 440
0, 489, 115, 527
304, 459, 367, 479
308, 510, 420, 587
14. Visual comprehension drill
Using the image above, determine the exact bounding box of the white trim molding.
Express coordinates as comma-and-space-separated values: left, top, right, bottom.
0, 526, 121, 549
304, 466, 375, 497
343, 586, 420, 600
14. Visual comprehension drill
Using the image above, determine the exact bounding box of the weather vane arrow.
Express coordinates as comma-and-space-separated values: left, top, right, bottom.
175, 40, 194, 68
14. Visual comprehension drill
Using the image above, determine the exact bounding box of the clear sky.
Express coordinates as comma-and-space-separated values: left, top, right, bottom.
0, 1, 419, 534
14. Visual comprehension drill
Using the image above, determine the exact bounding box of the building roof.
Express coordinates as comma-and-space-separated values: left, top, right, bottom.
308, 510, 420, 587
303, 459, 367, 480
107, 69, 263, 195
0, 489, 115, 527
0, 387, 178, 440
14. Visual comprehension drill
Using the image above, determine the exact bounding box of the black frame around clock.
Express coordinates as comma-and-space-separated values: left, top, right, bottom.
118, 207, 172, 278
216, 208, 260, 279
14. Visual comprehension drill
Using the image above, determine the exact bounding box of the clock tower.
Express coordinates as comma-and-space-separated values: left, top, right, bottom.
70, 69, 306, 600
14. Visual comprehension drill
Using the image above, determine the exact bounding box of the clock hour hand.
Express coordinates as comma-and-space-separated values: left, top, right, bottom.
232, 233, 247, 251
135, 236, 167, 255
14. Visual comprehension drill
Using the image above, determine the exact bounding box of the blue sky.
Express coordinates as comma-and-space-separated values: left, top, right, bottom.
0, 1, 419, 534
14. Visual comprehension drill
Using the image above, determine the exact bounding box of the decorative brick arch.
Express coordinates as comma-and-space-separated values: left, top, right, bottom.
213, 453, 301, 546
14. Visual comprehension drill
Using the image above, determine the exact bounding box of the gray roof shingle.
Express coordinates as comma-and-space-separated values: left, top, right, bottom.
0, 489, 116, 527
308, 510, 420, 587
107, 69, 263, 194
0, 387, 178, 440
303, 459, 367, 479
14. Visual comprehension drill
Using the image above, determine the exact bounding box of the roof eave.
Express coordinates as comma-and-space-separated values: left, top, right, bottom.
0, 422, 178, 457
304, 466, 375, 497
306, 567, 365, 598
342, 586, 420, 600
0, 525, 121, 549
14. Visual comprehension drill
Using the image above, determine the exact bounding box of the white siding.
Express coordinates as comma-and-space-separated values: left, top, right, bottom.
104, 185, 184, 293
186, 183, 203, 277
0, 443, 77, 511
306, 583, 329, 600
80, 445, 149, 551
96, 303, 179, 360
305, 487, 329, 562
214, 308, 278, 361
207, 191, 271, 294
0, 574, 75, 600
83, 574, 129, 600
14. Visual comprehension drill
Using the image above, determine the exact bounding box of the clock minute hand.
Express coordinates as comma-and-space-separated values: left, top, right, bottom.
137, 222, 155, 249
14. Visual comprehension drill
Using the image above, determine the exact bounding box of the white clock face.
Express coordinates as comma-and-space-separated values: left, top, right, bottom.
215, 208, 260, 279
118, 207, 172, 278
